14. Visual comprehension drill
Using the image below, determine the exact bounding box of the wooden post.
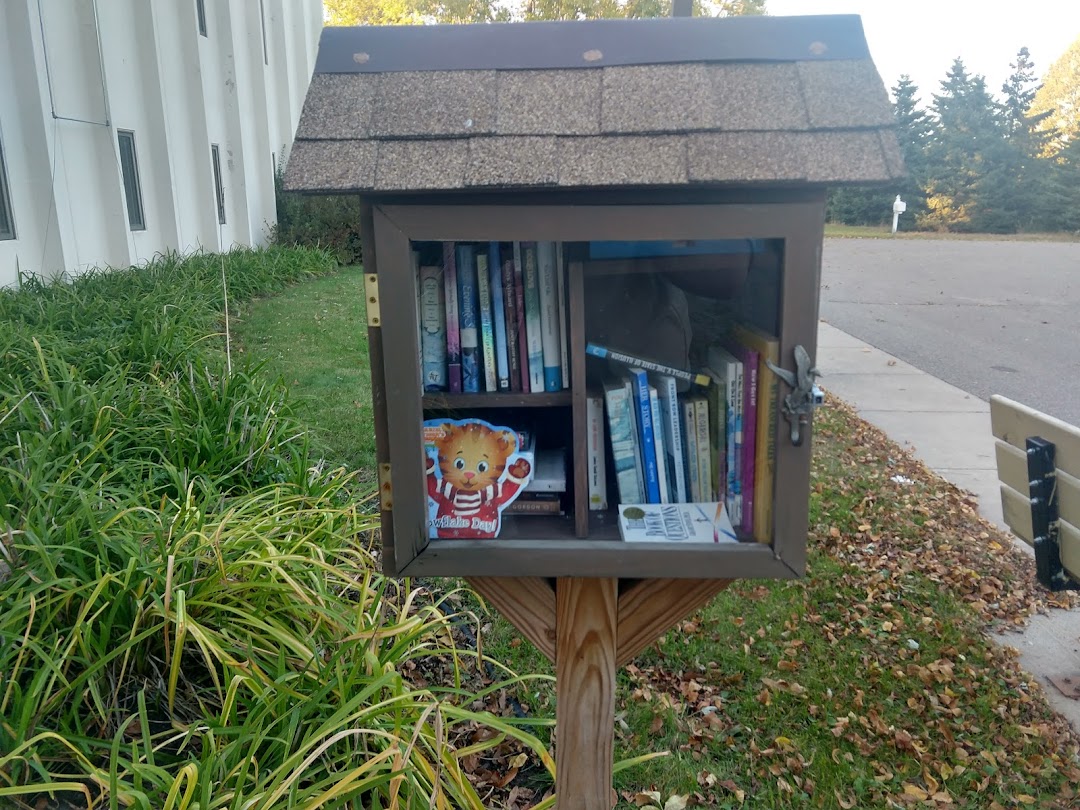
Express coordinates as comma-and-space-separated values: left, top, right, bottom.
555, 578, 618, 809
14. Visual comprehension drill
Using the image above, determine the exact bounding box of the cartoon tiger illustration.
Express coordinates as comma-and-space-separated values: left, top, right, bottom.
425, 421, 531, 539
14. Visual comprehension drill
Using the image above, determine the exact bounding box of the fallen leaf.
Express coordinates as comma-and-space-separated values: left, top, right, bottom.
664, 795, 689, 810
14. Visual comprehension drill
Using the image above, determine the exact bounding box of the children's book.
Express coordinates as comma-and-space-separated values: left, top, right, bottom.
442, 242, 461, 393
456, 244, 480, 393
423, 418, 534, 539
536, 241, 563, 392
489, 242, 511, 392
476, 251, 498, 392
617, 502, 737, 543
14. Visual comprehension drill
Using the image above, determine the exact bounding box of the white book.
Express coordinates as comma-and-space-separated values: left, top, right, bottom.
606, 382, 644, 503
523, 448, 567, 493
683, 398, 700, 502
617, 502, 737, 543
649, 387, 670, 504
536, 241, 563, 392
654, 374, 687, 503
694, 398, 711, 505
586, 394, 608, 510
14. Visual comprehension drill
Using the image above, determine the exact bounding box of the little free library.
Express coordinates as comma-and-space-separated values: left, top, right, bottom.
286, 12, 900, 805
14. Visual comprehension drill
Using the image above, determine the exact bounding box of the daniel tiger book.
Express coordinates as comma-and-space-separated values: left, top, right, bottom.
423, 418, 534, 539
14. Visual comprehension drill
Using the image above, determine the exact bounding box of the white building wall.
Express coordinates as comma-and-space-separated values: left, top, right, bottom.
0, 0, 321, 287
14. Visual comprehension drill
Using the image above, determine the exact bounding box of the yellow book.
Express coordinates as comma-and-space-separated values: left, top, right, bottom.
732, 323, 779, 543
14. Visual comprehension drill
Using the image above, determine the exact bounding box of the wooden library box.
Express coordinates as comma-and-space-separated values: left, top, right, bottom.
285, 13, 902, 580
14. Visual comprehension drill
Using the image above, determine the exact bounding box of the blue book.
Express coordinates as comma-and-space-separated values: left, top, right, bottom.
536, 241, 563, 392
489, 242, 511, 391
456, 244, 480, 393
628, 368, 661, 504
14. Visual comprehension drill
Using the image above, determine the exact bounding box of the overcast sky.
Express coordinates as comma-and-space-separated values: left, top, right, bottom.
768, 0, 1080, 105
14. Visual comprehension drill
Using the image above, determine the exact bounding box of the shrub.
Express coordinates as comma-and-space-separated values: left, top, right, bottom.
270, 168, 364, 266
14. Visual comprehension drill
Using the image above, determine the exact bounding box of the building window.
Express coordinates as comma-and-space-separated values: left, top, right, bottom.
259, 0, 268, 64
0, 130, 15, 241
211, 144, 226, 225
196, 0, 207, 36
117, 131, 146, 231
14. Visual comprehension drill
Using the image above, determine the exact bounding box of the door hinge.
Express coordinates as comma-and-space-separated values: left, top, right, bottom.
365, 274, 381, 327
378, 463, 393, 511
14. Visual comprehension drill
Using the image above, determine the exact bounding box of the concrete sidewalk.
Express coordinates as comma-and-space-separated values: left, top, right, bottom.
816, 321, 1080, 733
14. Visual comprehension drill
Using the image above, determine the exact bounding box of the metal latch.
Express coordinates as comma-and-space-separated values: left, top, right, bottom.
766, 345, 822, 448
365, 274, 381, 327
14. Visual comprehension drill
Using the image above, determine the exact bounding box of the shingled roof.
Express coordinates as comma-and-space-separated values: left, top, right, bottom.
285, 15, 904, 195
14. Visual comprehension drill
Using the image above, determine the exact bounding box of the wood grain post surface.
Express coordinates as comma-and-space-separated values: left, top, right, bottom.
467, 576, 557, 663
555, 578, 618, 810
616, 578, 733, 667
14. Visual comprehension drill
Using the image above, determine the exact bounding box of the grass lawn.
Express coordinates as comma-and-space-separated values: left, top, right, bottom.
238, 264, 1080, 809
824, 223, 1080, 241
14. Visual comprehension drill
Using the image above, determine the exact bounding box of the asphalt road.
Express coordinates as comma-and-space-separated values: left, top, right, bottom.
819, 238, 1080, 427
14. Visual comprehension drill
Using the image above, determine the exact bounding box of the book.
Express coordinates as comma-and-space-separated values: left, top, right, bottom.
682, 397, 701, 502
617, 502, 737, 543
523, 448, 567, 493
501, 249, 521, 393
456, 244, 480, 393
605, 381, 644, 504
489, 242, 511, 392
629, 369, 661, 504
586, 343, 710, 387
703, 366, 726, 501
586, 394, 608, 510
655, 374, 687, 504
513, 243, 530, 392
556, 245, 570, 389
504, 493, 563, 516
725, 344, 759, 535
418, 261, 447, 392
649, 386, 670, 504
708, 346, 741, 522
442, 242, 461, 393
732, 323, 779, 543
521, 242, 545, 393
475, 251, 498, 393
623, 376, 646, 501
536, 241, 563, 392
694, 397, 712, 509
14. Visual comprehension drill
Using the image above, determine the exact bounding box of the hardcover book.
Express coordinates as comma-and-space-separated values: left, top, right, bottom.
617, 502, 737, 543
628, 368, 661, 504
586, 394, 608, 510
456, 244, 480, 393
536, 241, 563, 392
476, 251, 498, 393
521, 242, 545, 393
605, 381, 644, 504
442, 242, 461, 393
489, 242, 511, 392
418, 262, 447, 391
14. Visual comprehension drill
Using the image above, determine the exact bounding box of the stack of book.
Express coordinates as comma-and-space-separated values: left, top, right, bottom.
505, 441, 568, 516
416, 241, 570, 395
589, 327, 779, 542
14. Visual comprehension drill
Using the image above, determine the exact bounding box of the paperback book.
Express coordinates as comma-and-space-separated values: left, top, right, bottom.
456, 244, 480, 393
617, 502, 737, 543
418, 262, 447, 391
442, 242, 461, 393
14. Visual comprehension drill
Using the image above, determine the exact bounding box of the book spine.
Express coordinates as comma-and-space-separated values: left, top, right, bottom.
649, 387, 670, 504
504, 498, 563, 515
587, 394, 608, 510
476, 252, 498, 393
418, 263, 447, 391
537, 241, 562, 392
513, 242, 530, 392
556, 245, 569, 389
724, 361, 738, 516
442, 242, 461, 393
705, 372, 724, 501
657, 375, 687, 503
501, 252, 521, 393
730, 360, 744, 527
586, 343, 710, 387
625, 377, 646, 502
732, 324, 779, 543
521, 242, 545, 393
741, 348, 759, 535
605, 384, 642, 504
683, 398, 700, 502
456, 244, 480, 393
489, 242, 511, 392
695, 398, 711, 507
632, 370, 661, 504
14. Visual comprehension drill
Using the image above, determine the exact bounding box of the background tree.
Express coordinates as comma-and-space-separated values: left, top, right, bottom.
326, 0, 764, 24
1030, 35, 1080, 154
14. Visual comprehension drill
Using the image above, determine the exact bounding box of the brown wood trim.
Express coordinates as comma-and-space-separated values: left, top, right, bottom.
569, 260, 589, 538
422, 391, 572, 410
615, 578, 732, 667
399, 538, 789, 579
555, 578, 618, 808
372, 206, 428, 571
364, 187, 828, 208
360, 202, 398, 574
467, 576, 557, 663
